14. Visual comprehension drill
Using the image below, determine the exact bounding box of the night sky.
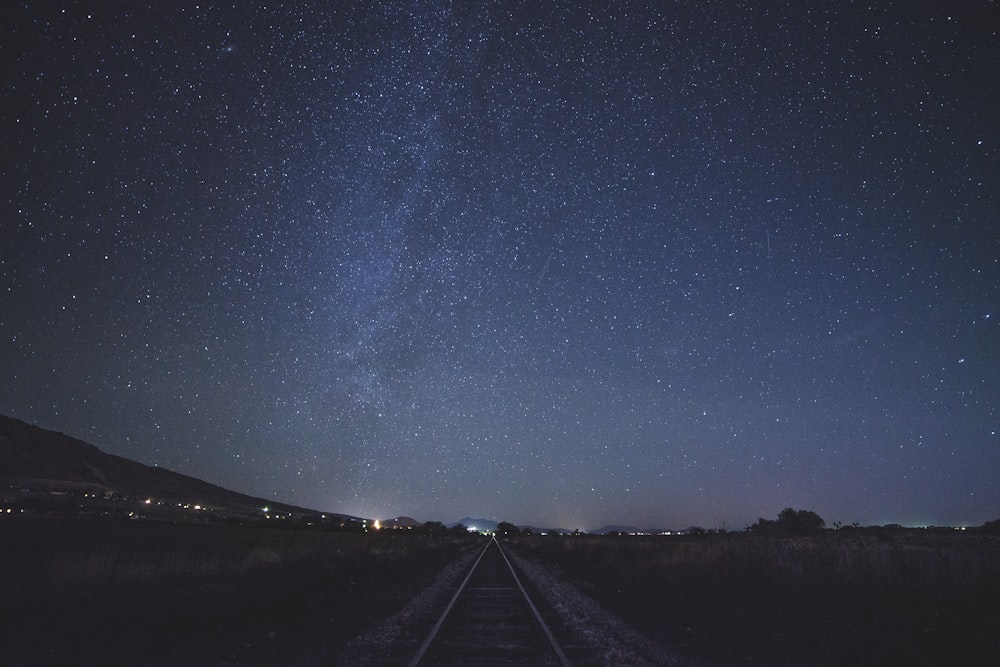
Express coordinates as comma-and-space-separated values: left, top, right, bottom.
3, 1, 998, 531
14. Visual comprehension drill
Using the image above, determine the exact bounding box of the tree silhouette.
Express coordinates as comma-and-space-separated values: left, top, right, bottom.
496, 521, 521, 537
777, 508, 825, 534
421, 521, 445, 536
748, 508, 825, 534
981, 518, 1000, 534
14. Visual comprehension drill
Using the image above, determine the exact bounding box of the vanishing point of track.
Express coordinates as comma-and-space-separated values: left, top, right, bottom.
407, 536, 572, 666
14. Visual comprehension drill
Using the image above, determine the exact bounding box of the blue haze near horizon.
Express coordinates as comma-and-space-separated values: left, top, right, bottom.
2, 1, 998, 530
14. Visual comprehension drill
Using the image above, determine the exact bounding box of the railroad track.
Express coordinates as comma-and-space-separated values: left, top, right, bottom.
407, 536, 573, 666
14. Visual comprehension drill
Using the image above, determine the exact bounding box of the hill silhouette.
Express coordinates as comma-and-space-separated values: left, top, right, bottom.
0, 414, 334, 519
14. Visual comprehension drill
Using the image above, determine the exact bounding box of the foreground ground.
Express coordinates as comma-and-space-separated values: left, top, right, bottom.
509, 529, 1000, 666
1, 518, 479, 666
3, 518, 999, 666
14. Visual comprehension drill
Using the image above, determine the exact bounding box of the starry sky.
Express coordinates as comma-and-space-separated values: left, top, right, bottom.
3, 1, 999, 531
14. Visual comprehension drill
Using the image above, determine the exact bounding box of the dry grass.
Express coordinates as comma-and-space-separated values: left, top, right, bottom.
1, 517, 478, 666
509, 530, 1000, 666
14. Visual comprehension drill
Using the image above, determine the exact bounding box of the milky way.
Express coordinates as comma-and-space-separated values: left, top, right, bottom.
3, 1, 998, 530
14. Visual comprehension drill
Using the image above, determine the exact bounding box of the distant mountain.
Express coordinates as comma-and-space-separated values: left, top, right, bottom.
520, 525, 573, 535
592, 524, 644, 535
449, 517, 498, 531
448, 518, 574, 535
381, 516, 421, 529
0, 414, 336, 519
591, 524, 689, 535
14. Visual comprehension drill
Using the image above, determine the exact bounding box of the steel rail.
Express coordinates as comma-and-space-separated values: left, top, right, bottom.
406, 537, 493, 667
494, 537, 572, 667
407, 536, 572, 667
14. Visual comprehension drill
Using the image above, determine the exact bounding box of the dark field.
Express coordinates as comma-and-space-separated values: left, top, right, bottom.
5, 519, 1000, 666
1, 517, 479, 666
508, 529, 1000, 666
